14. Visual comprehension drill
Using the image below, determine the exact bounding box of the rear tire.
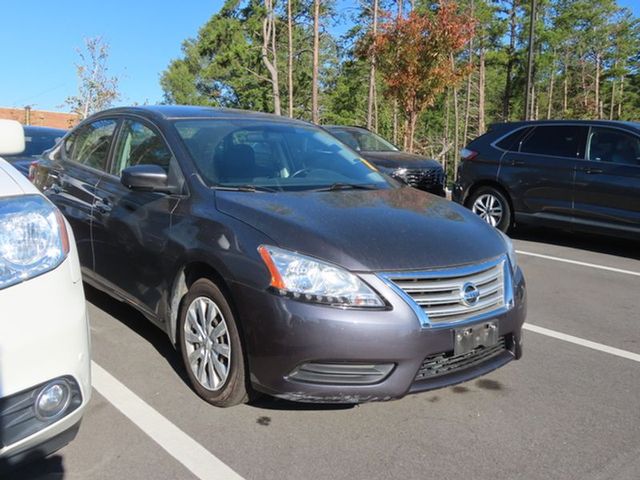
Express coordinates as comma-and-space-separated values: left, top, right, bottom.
466, 186, 512, 233
178, 278, 247, 407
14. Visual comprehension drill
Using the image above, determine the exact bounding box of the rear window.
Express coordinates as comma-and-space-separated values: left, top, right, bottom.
495, 127, 532, 151
519, 126, 588, 158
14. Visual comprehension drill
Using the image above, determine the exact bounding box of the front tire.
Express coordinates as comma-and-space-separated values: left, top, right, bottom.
178, 278, 247, 407
467, 186, 512, 232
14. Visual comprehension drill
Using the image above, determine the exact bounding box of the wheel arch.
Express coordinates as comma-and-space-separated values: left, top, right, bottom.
168, 261, 235, 346
465, 180, 514, 215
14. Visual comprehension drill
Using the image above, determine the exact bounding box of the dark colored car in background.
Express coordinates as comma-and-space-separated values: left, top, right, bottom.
33, 105, 525, 407
3, 125, 66, 176
453, 120, 640, 238
326, 125, 446, 196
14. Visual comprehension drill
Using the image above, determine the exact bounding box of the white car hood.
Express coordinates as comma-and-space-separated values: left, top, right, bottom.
0, 157, 37, 197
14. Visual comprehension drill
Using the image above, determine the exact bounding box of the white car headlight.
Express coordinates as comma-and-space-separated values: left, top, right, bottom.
258, 245, 385, 308
0, 195, 69, 289
497, 230, 517, 272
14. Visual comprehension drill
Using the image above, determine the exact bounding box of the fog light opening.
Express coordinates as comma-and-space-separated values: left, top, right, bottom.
35, 380, 72, 421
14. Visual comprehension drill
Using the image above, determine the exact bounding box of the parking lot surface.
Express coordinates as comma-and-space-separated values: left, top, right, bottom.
10, 227, 640, 480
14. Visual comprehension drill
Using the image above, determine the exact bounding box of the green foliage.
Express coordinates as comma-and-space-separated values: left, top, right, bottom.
161, 0, 640, 162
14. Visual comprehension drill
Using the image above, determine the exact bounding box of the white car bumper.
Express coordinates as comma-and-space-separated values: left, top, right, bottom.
0, 244, 91, 466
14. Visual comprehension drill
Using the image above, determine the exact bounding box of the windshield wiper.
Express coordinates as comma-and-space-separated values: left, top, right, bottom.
314, 183, 380, 192
214, 185, 280, 193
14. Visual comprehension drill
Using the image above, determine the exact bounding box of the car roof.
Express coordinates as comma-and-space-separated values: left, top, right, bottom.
489, 119, 640, 131
93, 105, 312, 126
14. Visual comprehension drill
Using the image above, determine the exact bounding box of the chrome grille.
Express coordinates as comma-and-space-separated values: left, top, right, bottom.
385, 258, 506, 324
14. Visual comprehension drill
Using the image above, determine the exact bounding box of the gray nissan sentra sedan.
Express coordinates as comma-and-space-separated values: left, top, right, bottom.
33, 106, 526, 407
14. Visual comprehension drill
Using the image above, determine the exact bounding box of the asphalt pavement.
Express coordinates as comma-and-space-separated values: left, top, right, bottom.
10, 226, 640, 480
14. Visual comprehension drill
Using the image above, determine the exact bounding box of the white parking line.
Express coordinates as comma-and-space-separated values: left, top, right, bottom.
516, 250, 640, 277
91, 361, 245, 480
523, 323, 640, 363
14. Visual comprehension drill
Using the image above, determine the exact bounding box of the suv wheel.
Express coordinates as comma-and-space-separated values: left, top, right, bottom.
467, 186, 512, 232
178, 278, 247, 407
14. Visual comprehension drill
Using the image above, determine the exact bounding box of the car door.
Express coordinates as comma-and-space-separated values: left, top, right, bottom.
42, 118, 118, 270
500, 125, 588, 222
573, 126, 640, 233
90, 117, 184, 319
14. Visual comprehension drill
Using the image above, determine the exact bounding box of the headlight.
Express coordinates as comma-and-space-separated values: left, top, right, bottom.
0, 195, 69, 290
258, 245, 385, 308
497, 230, 517, 272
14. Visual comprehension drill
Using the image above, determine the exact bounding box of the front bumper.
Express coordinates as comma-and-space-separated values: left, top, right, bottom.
236, 266, 526, 403
0, 249, 91, 466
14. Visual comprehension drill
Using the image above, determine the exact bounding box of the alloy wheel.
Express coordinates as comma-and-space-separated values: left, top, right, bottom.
183, 296, 231, 391
472, 193, 503, 228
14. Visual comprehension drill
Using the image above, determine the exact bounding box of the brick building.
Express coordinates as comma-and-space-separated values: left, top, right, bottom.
0, 107, 79, 129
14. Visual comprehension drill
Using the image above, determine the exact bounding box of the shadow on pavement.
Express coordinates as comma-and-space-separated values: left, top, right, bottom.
511, 225, 640, 261
1, 454, 64, 480
83, 284, 190, 387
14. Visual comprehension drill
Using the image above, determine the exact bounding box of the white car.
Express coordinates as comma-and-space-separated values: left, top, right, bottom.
0, 119, 91, 469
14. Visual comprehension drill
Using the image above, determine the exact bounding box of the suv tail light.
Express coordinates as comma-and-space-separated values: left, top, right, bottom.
28, 160, 39, 182
460, 148, 478, 161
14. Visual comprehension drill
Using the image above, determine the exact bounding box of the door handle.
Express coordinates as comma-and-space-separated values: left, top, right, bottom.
582, 167, 603, 174
94, 198, 112, 213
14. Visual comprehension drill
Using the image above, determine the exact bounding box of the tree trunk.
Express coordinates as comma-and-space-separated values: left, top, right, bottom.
618, 73, 624, 119
367, 0, 378, 130
463, 54, 472, 144
547, 54, 555, 120
463, 11, 473, 146
478, 40, 485, 134
594, 53, 600, 118
311, 0, 320, 123
502, 0, 517, 121
444, 88, 450, 175
451, 54, 459, 181
287, 0, 294, 118
408, 110, 417, 153
609, 61, 617, 120
562, 53, 568, 116
393, 100, 398, 144
262, 0, 281, 115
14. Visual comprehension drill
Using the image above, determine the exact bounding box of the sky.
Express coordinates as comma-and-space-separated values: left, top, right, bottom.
1, 0, 639, 113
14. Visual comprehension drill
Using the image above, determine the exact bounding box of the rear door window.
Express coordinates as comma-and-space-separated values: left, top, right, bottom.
587, 127, 640, 166
519, 125, 588, 158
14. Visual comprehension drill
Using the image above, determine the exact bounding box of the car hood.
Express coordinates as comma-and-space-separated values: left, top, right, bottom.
361, 151, 442, 171
215, 187, 505, 272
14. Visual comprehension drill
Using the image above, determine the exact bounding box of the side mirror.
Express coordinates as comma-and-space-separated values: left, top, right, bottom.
0, 119, 25, 156
121, 164, 171, 192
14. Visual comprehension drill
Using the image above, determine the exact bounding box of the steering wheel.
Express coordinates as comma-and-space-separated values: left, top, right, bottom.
291, 168, 313, 178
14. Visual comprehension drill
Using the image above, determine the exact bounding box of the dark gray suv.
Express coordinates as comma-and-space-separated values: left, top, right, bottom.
454, 120, 640, 238
34, 106, 526, 407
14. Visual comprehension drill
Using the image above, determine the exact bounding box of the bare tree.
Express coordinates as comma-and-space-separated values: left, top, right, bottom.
287, 0, 294, 117
311, 0, 320, 123
262, 0, 282, 115
65, 37, 120, 119
367, 0, 379, 131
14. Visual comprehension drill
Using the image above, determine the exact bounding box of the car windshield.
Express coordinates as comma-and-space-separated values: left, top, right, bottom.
174, 119, 391, 192
329, 128, 399, 153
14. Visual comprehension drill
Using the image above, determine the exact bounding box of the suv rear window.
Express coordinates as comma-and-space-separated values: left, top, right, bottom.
519, 125, 587, 158
495, 127, 532, 151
